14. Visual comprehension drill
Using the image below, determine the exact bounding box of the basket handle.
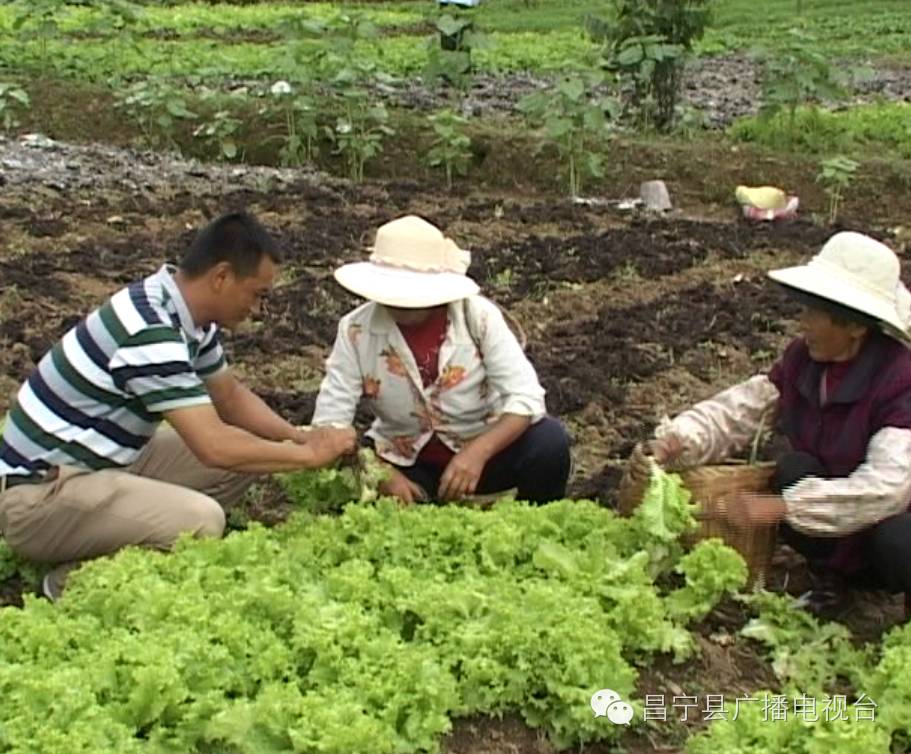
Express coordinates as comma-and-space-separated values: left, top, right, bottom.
748, 409, 770, 466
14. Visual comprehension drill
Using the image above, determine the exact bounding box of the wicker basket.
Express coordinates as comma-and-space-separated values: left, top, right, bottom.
681, 463, 777, 589
619, 461, 778, 589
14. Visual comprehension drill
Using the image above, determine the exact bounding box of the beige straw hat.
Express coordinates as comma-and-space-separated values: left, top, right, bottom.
768, 231, 911, 342
334, 215, 480, 308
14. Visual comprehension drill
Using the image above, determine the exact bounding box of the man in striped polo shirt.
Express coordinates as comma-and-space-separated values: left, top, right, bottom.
0, 211, 355, 599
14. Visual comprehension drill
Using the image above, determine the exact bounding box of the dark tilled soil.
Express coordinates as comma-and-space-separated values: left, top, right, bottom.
472, 218, 832, 303
534, 278, 800, 418
0, 183, 852, 481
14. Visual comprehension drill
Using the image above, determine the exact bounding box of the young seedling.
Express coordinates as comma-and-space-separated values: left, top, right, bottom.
269, 81, 320, 167
756, 29, 848, 143
425, 109, 472, 190
326, 89, 394, 183
0, 83, 30, 132
11, 0, 61, 73
193, 109, 243, 162
114, 77, 198, 152
816, 155, 859, 225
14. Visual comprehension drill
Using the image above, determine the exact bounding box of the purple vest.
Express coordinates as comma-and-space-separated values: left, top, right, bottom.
769, 334, 911, 477
769, 333, 911, 572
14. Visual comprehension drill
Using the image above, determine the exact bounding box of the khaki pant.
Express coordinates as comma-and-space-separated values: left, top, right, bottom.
0, 428, 256, 565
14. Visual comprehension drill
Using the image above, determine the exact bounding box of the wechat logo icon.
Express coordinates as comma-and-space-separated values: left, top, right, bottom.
591, 689, 634, 725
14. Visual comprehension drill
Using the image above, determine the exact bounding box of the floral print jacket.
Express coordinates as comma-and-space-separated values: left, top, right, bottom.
313, 296, 546, 466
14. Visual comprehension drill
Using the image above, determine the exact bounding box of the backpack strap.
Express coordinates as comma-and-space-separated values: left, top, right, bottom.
462, 296, 527, 352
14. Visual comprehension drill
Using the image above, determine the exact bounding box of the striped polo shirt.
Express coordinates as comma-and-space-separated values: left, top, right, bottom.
0, 265, 226, 477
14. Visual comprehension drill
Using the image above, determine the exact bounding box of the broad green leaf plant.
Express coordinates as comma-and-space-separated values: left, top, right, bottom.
113, 76, 198, 153
326, 89, 394, 183
425, 108, 473, 189
589, 0, 712, 132
11, 0, 63, 72
0, 83, 30, 132
816, 155, 859, 225
519, 74, 620, 198
756, 28, 851, 144
423, 11, 493, 91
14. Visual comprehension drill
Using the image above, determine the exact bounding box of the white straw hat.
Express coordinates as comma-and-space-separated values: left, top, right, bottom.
334, 215, 480, 308
768, 231, 911, 341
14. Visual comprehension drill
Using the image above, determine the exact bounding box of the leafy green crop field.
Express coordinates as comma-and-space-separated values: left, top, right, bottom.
0, 484, 750, 753
706, 0, 911, 55
2, 465, 910, 753
0, 0, 908, 85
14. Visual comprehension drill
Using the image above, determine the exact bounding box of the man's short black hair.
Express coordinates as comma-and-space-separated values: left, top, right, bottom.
779, 284, 879, 331
180, 211, 282, 279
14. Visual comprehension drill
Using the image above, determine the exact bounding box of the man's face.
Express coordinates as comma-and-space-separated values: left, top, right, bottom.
212, 256, 277, 329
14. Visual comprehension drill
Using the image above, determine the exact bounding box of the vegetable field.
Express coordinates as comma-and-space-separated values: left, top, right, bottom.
2, 0, 911, 752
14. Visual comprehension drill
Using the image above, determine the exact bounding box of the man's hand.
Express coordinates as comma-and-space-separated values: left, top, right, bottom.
439, 447, 487, 501
289, 423, 350, 445
378, 467, 427, 505
288, 427, 314, 445
304, 426, 357, 467
723, 493, 787, 530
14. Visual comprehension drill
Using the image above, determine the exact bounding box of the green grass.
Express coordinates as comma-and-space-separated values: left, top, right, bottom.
340, 30, 598, 77
443, 0, 604, 35
713, 0, 910, 29
729, 102, 911, 158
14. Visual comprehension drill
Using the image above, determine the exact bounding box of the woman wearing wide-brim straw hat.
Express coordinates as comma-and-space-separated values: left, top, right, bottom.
627, 231, 911, 615
313, 215, 571, 504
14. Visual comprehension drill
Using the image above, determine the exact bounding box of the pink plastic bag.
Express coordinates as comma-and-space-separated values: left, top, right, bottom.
741, 196, 800, 221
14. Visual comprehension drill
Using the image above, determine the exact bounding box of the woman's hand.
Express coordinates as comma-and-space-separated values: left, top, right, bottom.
623, 434, 685, 486
649, 434, 685, 467
378, 467, 427, 505
619, 442, 653, 511
723, 493, 787, 529
439, 447, 487, 501
618, 434, 687, 511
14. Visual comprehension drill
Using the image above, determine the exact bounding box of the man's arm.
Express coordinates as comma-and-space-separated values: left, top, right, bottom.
109, 329, 349, 468
205, 369, 309, 443
164, 403, 354, 473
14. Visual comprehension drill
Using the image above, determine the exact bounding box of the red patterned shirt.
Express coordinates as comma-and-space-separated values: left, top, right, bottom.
397, 308, 455, 469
